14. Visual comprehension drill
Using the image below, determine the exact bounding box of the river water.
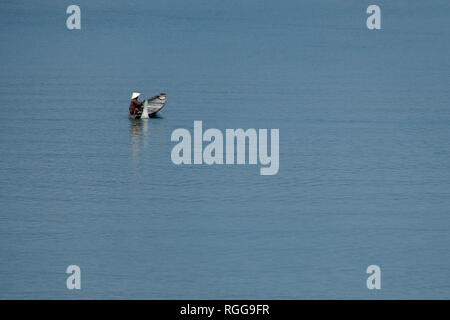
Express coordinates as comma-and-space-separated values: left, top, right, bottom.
0, 0, 449, 298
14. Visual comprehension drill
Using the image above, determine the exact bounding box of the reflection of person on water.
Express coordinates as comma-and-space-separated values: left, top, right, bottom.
130, 118, 148, 162
129, 92, 145, 115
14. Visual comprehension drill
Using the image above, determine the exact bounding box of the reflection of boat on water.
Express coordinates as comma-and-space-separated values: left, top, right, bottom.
130, 118, 148, 159
130, 93, 167, 119
130, 118, 148, 137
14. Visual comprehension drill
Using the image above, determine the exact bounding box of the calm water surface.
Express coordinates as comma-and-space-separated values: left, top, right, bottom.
0, 0, 449, 298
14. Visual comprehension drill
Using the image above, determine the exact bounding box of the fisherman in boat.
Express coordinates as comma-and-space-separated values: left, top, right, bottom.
129, 92, 145, 116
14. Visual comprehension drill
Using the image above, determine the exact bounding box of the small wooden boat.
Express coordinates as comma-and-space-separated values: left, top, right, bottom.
130, 93, 167, 119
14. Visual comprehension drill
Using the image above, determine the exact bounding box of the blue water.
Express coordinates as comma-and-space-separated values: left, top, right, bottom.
0, 0, 449, 299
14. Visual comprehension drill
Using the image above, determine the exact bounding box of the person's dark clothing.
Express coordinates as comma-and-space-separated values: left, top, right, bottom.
129, 99, 145, 115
